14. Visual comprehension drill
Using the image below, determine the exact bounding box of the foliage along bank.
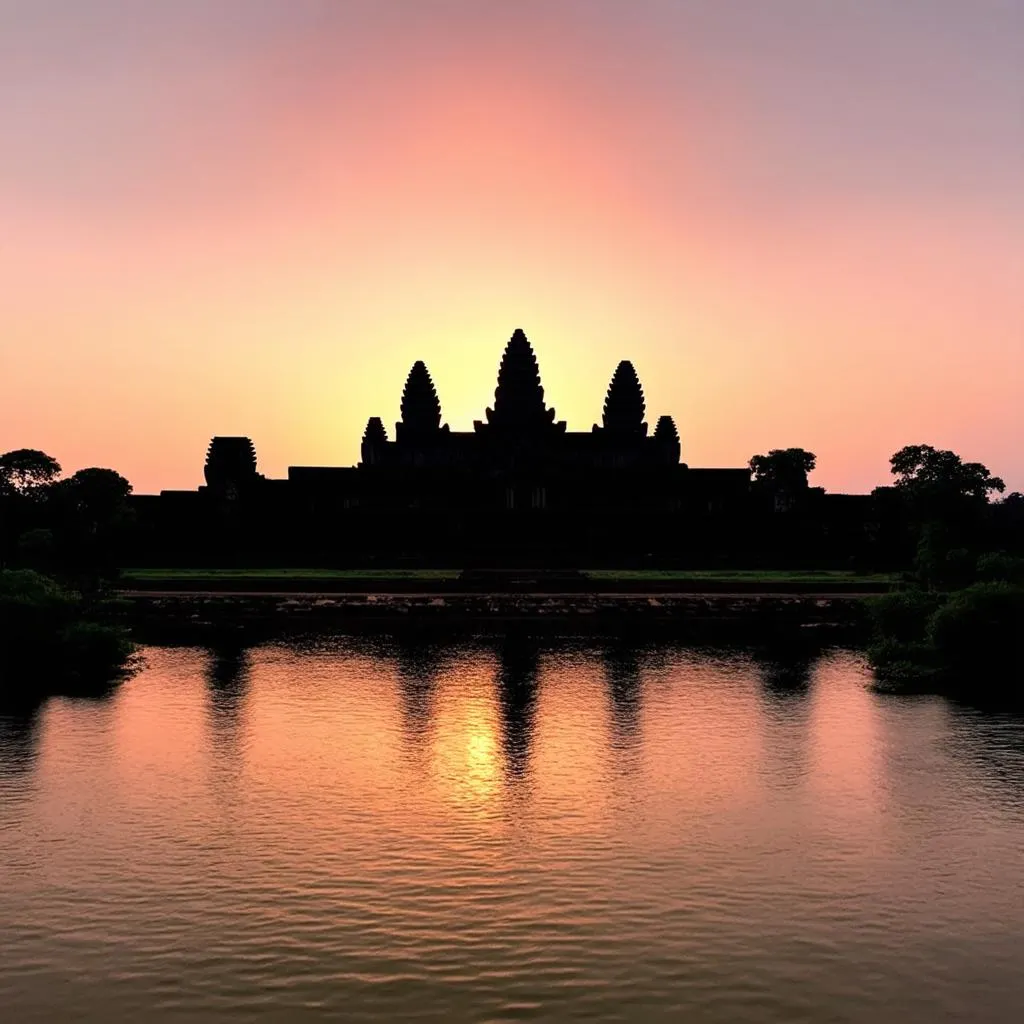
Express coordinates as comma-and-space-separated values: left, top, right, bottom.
867, 570, 1024, 702
0, 569, 135, 704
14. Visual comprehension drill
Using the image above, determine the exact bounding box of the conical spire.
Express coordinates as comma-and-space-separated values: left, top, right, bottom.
602, 361, 647, 436
485, 329, 557, 432
654, 414, 681, 462
653, 414, 678, 443
360, 416, 388, 465
400, 360, 442, 433
362, 416, 388, 445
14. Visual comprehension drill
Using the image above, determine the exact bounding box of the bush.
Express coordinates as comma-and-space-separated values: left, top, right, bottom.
927, 583, 1024, 683
867, 580, 1024, 698
866, 637, 942, 693
867, 637, 935, 668
870, 659, 943, 694
0, 569, 77, 641
0, 567, 70, 602
16, 528, 56, 570
915, 541, 976, 589
0, 569, 134, 702
867, 590, 941, 643
941, 548, 978, 588
976, 552, 1024, 585
57, 621, 135, 691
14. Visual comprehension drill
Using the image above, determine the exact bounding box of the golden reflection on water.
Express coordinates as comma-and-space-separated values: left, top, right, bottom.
440, 693, 502, 812
2, 640, 1024, 1023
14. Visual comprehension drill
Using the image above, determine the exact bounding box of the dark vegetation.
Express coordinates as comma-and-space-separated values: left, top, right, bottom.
748, 447, 818, 513
0, 570, 135, 704
0, 449, 133, 582
3, 439, 1022, 701
866, 446, 1023, 701
0, 451, 136, 702
868, 582, 1024, 700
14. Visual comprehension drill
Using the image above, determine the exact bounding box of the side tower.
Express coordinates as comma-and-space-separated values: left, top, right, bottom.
204, 436, 259, 496
360, 416, 388, 466
653, 415, 682, 465
598, 360, 648, 437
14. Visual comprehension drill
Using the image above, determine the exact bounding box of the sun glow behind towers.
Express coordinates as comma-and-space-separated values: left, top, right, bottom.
1, 2, 1021, 494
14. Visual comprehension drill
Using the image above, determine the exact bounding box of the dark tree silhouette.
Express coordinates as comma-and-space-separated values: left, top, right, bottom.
61, 468, 133, 523
51, 468, 134, 585
601, 361, 648, 436
890, 445, 1004, 511
485, 329, 559, 432
0, 450, 62, 569
400, 361, 443, 434
890, 446, 1007, 558
0, 450, 61, 494
749, 449, 817, 491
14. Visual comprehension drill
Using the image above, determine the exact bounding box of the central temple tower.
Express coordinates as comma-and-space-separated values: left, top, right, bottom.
476, 329, 566, 438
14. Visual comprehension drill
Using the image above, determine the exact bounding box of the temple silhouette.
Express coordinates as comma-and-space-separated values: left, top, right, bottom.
134, 329, 887, 566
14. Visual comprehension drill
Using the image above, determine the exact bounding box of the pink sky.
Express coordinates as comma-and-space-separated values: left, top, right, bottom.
1, 1, 1021, 494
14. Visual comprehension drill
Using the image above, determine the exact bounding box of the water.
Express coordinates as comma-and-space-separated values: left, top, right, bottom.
1, 639, 1023, 1022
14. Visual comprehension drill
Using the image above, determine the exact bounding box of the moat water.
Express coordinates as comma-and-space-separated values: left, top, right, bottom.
2, 640, 1023, 1022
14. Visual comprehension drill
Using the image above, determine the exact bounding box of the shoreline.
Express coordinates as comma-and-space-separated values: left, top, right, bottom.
115, 589, 872, 643
118, 576, 892, 596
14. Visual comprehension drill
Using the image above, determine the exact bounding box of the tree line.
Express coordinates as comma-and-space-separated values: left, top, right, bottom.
0, 449, 133, 583
1, 441, 1021, 700
0, 451, 136, 702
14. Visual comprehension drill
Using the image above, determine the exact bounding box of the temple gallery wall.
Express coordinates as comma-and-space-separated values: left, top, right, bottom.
131, 329, 893, 566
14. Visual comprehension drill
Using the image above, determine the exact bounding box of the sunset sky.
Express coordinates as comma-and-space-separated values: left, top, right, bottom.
1, 0, 1021, 495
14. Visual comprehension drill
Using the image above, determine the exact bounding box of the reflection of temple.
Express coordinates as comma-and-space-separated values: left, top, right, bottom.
604, 646, 644, 749
495, 640, 540, 781
132, 328, 879, 565
393, 642, 443, 745
0, 710, 41, 778
204, 646, 251, 758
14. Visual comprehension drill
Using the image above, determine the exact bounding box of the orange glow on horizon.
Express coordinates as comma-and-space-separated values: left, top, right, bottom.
1, 3, 1021, 495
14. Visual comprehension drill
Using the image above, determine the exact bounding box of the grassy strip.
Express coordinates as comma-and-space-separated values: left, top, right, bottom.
584, 569, 896, 583
122, 568, 461, 581
122, 567, 895, 584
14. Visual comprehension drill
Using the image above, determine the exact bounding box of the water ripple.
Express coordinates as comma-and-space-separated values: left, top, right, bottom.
1, 641, 1022, 1021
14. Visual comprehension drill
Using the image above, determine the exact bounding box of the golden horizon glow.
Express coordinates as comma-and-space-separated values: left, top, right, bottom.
2, 3, 1021, 495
